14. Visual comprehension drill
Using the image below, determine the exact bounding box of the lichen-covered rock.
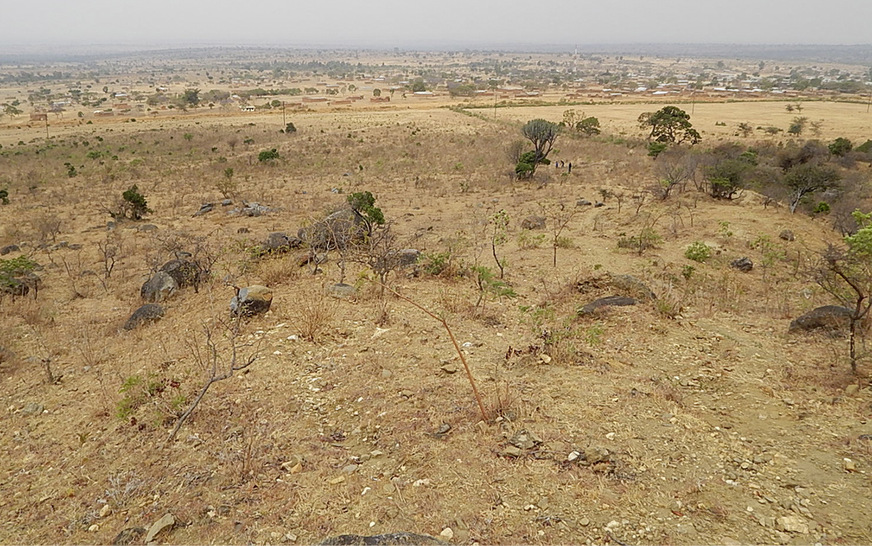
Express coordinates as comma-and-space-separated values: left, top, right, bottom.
611, 274, 656, 300
730, 257, 754, 272
124, 304, 164, 330
579, 295, 637, 315
298, 208, 368, 251
520, 215, 546, 230
140, 271, 177, 302
160, 259, 203, 290
230, 285, 273, 317
789, 305, 853, 333
259, 232, 302, 255
779, 229, 795, 242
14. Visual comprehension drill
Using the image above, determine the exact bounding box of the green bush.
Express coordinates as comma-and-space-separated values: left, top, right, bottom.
284, 122, 297, 133
347, 191, 385, 226
647, 141, 668, 158
258, 148, 279, 162
684, 241, 712, 262
0, 189, 8, 205
813, 201, 831, 215
120, 185, 152, 220
828, 137, 853, 157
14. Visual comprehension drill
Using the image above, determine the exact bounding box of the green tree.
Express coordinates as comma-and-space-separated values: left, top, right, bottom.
182, 88, 200, 107
784, 163, 840, 213
787, 116, 807, 135
638, 106, 701, 144
119, 185, 152, 220
829, 137, 853, 157
347, 191, 385, 227
576, 116, 601, 136
517, 119, 560, 178
372, 88, 382, 97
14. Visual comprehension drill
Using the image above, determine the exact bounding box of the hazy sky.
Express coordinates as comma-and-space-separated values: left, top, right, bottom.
3, 0, 871, 49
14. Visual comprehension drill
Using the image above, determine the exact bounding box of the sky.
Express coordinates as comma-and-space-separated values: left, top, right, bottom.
2, 0, 871, 49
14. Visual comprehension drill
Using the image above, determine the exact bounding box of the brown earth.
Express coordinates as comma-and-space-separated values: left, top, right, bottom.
1, 99, 871, 545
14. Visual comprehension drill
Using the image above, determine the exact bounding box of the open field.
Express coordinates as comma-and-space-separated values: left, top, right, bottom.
2, 51, 872, 546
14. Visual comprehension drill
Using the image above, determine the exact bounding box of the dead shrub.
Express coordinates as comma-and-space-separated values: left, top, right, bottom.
294, 290, 336, 342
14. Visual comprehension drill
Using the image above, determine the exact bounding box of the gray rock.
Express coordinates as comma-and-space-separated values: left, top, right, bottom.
509, 430, 542, 450
124, 304, 165, 330
579, 295, 637, 315
144, 513, 175, 544
319, 533, 445, 545
233, 201, 272, 217
260, 232, 302, 255
1, 244, 20, 255
779, 229, 795, 242
776, 515, 809, 534
112, 527, 146, 545
160, 259, 203, 290
520, 215, 546, 230
140, 271, 177, 302
611, 274, 656, 300
327, 283, 357, 299
230, 285, 273, 317
193, 202, 214, 216
576, 199, 592, 206
583, 446, 611, 464
22, 402, 44, 415
1, 272, 40, 298
789, 305, 853, 334
137, 224, 158, 232
298, 208, 369, 250
392, 248, 421, 268
221, 199, 233, 206
594, 201, 605, 207
731, 257, 754, 272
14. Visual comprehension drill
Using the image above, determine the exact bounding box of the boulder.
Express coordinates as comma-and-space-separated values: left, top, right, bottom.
576, 199, 592, 207
730, 257, 754, 272
779, 229, 795, 242
520, 215, 546, 230
789, 305, 853, 334
140, 271, 177, 302
124, 304, 164, 330
260, 232, 302, 254
231, 285, 273, 317
193, 203, 214, 217
319, 533, 445, 545
1, 272, 40, 298
579, 295, 637, 315
298, 208, 369, 250
327, 283, 357, 299
160, 259, 203, 289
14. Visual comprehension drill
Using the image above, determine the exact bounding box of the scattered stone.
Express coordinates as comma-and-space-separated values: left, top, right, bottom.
611, 274, 656, 300
567, 451, 580, 462
140, 271, 177, 303
1, 244, 20, 255
779, 229, 796, 242
137, 224, 158, 232
440, 362, 459, 374
579, 517, 590, 527
99, 504, 111, 518
233, 201, 272, 217
520, 215, 546, 230
299, 208, 369, 250
327, 283, 356, 299
579, 295, 637, 315
193, 202, 214, 216
576, 199, 592, 206
776, 515, 809, 534
124, 304, 165, 330
342, 464, 359, 474
112, 527, 146, 545
160, 259, 203, 289
731, 257, 754, 272
439, 528, 454, 541
21, 402, 44, 415
583, 446, 610, 465
788, 305, 853, 334
230, 285, 273, 317
328, 476, 346, 485
501, 445, 523, 458
594, 201, 605, 207
388, 248, 421, 268
144, 513, 175, 544
319, 533, 445, 545
845, 384, 860, 396
843, 458, 856, 472
88, 524, 100, 532
221, 199, 233, 206
509, 430, 542, 450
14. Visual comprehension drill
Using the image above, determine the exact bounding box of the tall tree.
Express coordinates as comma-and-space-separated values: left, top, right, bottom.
638, 106, 701, 145
516, 119, 560, 178
784, 163, 840, 213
